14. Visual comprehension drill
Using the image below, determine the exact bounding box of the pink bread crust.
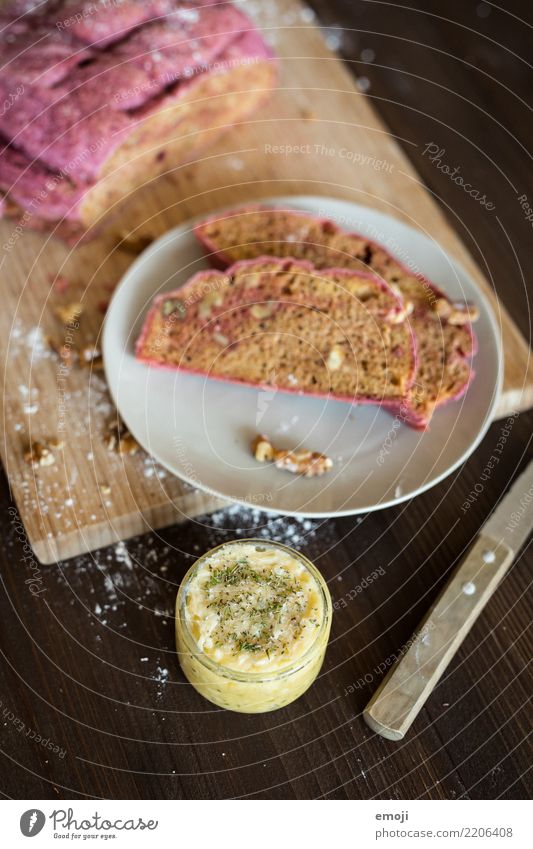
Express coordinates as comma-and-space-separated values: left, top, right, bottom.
135, 256, 419, 404
0, 7, 278, 234
194, 204, 480, 327
0, 5, 268, 179
194, 204, 478, 427
135, 357, 412, 409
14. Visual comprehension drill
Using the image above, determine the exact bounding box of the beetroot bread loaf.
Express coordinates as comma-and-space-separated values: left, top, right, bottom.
0, 1, 277, 237
136, 257, 417, 407
194, 206, 478, 427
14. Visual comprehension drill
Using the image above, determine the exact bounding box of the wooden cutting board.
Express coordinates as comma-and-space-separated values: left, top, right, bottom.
1, 0, 531, 564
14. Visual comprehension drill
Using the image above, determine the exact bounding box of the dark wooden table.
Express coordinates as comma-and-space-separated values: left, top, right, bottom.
1, 0, 531, 800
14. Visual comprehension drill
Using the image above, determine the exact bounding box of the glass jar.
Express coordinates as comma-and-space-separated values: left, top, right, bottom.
175, 539, 332, 713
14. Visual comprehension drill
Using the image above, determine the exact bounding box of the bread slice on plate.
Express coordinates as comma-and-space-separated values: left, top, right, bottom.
194, 205, 479, 427
136, 257, 417, 408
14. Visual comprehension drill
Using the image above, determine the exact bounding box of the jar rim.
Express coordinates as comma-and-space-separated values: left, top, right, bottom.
176, 538, 332, 683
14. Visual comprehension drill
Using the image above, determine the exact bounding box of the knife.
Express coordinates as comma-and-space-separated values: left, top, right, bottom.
363, 461, 533, 741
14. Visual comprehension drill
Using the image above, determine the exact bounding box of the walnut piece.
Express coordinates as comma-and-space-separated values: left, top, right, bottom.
250, 301, 275, 319
24, 439, 63, 469
116, 233, 155, 255
326, 345, 344, 371
251, 434, 333, 478
162, 299, 186, 319
434, 298, 479, 325
275, 449, 334, 478
198, 290, 224, 319
54, 302, 84, 325
252, 434, 275, 462
105, 421, 140, 456
243, 272, 263, 290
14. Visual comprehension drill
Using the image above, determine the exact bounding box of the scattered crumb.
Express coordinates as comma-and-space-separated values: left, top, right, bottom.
23, 402, 39, 415
154, 665, 169, 699
47, 337, 105, 371
105, 420, 140, 456
79, 344, 103, 371
203, 502, 331, 551
360, 48, 375, 63
23, 439, 63, 469
116, 232, 155, 255
300, 7, 315, 24
274, 414, 299, 434
323, 28, 342, 52
54, 302, 83, 325
26, 326, 50, 359
114, 540, 134, 569
46, 335, 78, 367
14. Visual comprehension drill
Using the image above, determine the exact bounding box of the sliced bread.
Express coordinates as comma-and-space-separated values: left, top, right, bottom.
136, 257, 417, 406
194, 205, 478, 427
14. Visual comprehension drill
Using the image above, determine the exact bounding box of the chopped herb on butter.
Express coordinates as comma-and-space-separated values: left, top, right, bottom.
201, 556, 312, 657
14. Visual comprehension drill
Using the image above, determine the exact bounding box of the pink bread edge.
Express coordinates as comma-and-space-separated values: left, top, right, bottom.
135, 255, 419, 404
0, 25, 278, 238
385, 322, 478, 429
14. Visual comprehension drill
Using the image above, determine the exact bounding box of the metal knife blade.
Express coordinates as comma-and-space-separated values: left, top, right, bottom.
483, 461, 533, 554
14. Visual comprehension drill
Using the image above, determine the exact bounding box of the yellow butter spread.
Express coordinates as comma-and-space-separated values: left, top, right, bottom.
176, 540, 332, 713
184, 542, 324, 672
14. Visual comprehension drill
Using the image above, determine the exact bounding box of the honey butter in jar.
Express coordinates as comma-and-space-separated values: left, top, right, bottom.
175, 539, 332, 713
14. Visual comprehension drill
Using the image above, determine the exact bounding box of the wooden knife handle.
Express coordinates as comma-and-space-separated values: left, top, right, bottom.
363, 534, 515, 741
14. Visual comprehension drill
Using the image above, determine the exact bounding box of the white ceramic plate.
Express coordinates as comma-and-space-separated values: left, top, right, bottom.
103, 196, 502, 517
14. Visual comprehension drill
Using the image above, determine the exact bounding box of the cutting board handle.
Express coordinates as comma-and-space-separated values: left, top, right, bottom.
363, 534, 515, 741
